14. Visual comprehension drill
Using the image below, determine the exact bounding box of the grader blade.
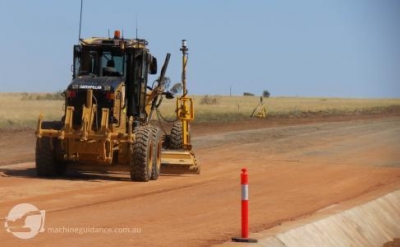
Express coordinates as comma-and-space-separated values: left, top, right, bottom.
160, 150, 200, 174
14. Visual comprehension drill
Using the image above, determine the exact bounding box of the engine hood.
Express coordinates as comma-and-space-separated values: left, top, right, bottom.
68, 76, 125, 91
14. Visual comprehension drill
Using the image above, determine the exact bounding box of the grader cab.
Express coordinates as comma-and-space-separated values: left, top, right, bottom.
35, 31, 199, 181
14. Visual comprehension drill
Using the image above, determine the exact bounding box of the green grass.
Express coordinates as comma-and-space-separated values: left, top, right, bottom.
0, 93, 399, 129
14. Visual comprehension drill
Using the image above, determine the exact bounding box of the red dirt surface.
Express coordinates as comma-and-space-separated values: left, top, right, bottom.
0, 114, 399, 246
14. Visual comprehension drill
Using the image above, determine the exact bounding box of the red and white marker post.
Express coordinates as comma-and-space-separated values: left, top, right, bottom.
232, 168, 258, 243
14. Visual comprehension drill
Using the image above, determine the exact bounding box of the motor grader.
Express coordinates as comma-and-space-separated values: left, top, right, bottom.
35, 30, 199, 182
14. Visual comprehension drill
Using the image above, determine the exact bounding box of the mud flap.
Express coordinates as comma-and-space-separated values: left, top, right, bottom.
160, 150, 200, 174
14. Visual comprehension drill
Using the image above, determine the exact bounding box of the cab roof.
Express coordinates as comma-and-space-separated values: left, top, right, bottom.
80, 37, 148, 49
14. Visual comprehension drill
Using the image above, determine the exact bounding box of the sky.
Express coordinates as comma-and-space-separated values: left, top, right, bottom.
0, 0, 399, 98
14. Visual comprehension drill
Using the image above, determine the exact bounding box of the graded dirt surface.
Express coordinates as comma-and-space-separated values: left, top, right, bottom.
0, 114, 400, 246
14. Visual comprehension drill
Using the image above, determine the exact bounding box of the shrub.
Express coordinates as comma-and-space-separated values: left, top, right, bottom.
243, 92, 255, 96
262, 90, 271, 98
200, 95, 219, 105
21, 91, 64, 101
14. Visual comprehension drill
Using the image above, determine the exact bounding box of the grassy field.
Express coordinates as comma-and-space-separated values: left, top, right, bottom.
1, 93, 399, 129
157, 95, 400, 122
0, 93, 66, 129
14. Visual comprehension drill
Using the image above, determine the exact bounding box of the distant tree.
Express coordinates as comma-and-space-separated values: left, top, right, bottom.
262, 90, 271, 98
243, 92, 255, 96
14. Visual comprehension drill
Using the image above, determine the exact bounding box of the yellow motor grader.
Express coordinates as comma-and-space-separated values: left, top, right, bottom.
35, 31, 199, 181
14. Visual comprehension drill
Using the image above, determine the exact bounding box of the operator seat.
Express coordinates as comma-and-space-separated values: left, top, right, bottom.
103, 60, 120, 76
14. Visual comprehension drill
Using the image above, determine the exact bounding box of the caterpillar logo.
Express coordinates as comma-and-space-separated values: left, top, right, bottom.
79, 85, 102, 90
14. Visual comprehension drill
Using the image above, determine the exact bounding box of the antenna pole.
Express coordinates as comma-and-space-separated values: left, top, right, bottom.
78, 0, 83, 41
135, 14, 138, 39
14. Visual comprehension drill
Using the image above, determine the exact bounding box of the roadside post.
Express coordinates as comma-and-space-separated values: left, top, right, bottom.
232, 168, 258, 243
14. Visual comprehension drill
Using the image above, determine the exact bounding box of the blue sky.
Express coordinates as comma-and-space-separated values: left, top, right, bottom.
0, 0, 399, 98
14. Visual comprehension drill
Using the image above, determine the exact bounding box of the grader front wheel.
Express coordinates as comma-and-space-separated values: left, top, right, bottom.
130, 127, 153, 182
150, 126, 162, 180
170, 121, 184, 149
35, 137, 67, 177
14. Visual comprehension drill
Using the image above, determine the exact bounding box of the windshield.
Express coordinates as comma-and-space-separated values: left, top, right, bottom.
101, 51, 125, 76
74, 48, 126, 77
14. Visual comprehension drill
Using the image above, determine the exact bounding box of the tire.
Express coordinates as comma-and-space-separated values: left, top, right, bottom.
170, 121, 184, 150
35, 121, 67, 177
130, 126, 153, 182
150, 126, 162, 180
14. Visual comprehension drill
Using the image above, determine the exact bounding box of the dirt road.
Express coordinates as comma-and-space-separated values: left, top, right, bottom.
1, 116, 399, 246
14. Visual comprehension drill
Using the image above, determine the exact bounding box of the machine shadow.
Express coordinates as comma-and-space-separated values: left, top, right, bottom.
0, 167, 132, 182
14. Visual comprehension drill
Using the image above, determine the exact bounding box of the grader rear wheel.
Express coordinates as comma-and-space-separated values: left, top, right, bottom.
130, 126, 153, 182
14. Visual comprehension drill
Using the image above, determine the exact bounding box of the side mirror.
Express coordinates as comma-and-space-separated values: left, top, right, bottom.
165, 91, 174, 99
170, 82, 183, 95
149, 57, 157, 74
